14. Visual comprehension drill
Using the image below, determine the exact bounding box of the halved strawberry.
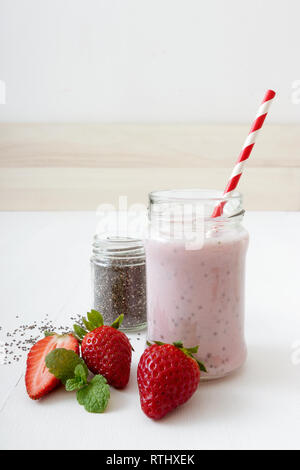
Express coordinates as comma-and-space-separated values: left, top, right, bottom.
25, 333, 79, 400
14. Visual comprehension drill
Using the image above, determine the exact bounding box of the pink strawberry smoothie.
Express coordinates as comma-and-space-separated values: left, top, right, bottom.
145, 229, 249, 379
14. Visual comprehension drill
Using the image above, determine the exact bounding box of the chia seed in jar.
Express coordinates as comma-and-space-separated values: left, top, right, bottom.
91, 236, 147, 331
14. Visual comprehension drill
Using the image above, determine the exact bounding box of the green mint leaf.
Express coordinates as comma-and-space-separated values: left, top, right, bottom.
74, 363, 88, 382
87, 310, 103, 329
44, 331, 57, 337
76, 375, 110, 413
66, 378, 82, 392
45, 348, 88, 385
66, 380, 77, 391
111, 314, 124, 329
65, 364, 88, 391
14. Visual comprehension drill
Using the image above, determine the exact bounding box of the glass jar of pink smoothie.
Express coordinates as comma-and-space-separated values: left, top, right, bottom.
145, 189, 249, 380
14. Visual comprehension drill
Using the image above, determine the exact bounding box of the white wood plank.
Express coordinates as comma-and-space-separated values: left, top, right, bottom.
0, 124, 299, 168
0, 167, 299, 211
0, 124, 299, 211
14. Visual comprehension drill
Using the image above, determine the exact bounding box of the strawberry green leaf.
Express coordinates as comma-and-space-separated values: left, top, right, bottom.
65, 364, 88, 391
83, 318, 94, 332
146, 340, 207, 373
185, 346, 199, 354
45, 348, 88, 385
147, 340, 165, 347
111, 314, 124, 330
73, 324, 87, 341
173, 341, 183, 348
196, 360, 207, 373
76, 375, 110, 413
87, 310, 103, 329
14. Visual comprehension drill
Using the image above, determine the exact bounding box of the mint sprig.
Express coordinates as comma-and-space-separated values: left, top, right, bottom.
45, 348, 110, 413
65, 364, 88, 391
77, 375, 110, 413
45, 348, 88, 385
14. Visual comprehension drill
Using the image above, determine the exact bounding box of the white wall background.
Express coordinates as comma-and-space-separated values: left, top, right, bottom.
0, 0, 299, 123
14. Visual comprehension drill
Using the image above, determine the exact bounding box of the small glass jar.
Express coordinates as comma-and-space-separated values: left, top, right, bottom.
145, 189, 249, 380
91, 236, 147, 331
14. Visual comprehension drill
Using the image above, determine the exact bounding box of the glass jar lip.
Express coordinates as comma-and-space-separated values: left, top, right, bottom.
92, 235, 145, 258
149, 188, 242, 203
149, 189, 244, 222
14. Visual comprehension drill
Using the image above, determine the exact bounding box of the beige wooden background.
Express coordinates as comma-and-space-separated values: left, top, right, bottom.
0, 123, 299, 211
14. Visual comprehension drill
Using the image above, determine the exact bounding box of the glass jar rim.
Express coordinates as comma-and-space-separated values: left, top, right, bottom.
149, 188, 242, 203
92, 235, 145, 259
149, 189, 244, 221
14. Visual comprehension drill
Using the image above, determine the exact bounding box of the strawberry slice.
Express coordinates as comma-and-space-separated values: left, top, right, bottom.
25, 333, 79, 400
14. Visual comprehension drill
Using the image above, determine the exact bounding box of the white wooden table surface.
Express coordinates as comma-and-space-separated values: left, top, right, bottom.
0, 211, 299, 450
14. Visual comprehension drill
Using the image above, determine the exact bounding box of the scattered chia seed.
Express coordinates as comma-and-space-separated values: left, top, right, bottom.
0, 313, 83, 366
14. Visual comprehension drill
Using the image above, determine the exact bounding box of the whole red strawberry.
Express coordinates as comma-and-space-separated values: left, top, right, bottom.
137, 341, 206, 420
74, 310, 132, 389
25, 333, 79, 400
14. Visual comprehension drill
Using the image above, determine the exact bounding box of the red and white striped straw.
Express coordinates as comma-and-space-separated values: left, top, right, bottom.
211, 89, 276, 218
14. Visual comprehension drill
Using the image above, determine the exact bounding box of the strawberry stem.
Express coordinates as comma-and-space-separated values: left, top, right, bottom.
73, 311, 125, 340
147, 340, 207, 373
